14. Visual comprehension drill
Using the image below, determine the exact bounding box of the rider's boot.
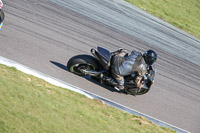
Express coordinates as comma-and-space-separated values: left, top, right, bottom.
114, 85, 124, 91
99, 74, 118, 86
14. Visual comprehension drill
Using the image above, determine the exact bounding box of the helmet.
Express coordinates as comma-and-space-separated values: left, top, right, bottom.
143, 50, 157, 65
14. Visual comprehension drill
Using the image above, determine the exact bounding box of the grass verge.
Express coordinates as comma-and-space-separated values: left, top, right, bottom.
125, 0, 200, 39
0, 64, 175, 133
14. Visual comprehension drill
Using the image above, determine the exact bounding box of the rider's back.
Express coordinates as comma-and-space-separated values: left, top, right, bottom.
113, 50, 147, 77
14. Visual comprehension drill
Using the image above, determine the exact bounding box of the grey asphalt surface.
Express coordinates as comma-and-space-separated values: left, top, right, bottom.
0, 0, 200, 132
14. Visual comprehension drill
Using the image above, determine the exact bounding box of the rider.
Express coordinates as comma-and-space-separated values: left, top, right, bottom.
110, 48, 157, 91
0, 0, 4, 29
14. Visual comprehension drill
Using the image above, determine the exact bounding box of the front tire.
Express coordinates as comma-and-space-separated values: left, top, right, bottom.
0, 10, 5, 23
124, 87, 150, 96
136, 88, 150, 95
67, 55, 100, 76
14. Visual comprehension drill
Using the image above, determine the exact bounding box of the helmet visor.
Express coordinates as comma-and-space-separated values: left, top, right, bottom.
146, 56, 156, 65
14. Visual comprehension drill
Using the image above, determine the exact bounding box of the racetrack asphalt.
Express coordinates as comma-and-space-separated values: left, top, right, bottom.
0, 0, 200, 132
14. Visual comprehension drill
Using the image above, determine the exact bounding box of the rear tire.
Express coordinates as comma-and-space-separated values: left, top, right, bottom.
67, 55, 100, 76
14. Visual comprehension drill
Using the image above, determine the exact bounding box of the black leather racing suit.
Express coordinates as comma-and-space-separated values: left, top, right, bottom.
111, 50, 147, 88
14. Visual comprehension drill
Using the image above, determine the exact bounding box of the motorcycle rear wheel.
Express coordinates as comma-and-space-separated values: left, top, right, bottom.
67, 54, 99, 76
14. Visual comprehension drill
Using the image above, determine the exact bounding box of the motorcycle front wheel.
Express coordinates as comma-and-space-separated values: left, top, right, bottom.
125, 87, 150, 95
67, 54, 100, 76
136, 88, 150, 95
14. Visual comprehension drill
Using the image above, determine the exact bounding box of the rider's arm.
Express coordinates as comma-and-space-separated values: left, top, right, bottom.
132, 53, 147, 88
110, 48, 128, 57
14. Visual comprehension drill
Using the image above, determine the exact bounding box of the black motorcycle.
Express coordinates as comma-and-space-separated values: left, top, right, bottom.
67, 46, 156, 96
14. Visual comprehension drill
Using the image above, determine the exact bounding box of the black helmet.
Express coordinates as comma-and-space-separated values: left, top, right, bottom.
143, 50, 157, 65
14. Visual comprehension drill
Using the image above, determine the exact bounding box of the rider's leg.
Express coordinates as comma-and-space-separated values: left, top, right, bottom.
111, 71, 125, 91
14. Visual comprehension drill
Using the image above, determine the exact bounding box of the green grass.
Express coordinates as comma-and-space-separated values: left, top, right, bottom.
125, 0, 200, 39
0, 64, 175, 133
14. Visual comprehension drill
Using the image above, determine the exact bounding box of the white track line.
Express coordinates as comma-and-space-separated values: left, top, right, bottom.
0, 56, 189, 133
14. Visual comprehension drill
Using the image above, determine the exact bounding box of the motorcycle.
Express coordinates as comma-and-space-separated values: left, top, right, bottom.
67, 46, 156, 96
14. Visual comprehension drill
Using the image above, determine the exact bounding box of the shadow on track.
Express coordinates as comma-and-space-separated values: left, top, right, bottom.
50, 61, 68, 71
50, 60, 125, 94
